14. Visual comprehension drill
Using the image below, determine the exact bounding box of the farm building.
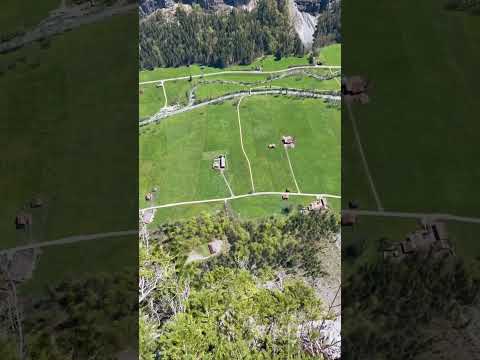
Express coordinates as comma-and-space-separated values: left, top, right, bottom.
212, 155, 226, 170
384, 221, 453, 262
310, 197, 328, 211
302, 197, 328, 214
342, 76, 370, 104
30, 197, 44, 208
282, 136, 295, 148
208, 239, 223, 255
341, 213, 357, 226
15, 212, 32, 229
282, 193, 289, 200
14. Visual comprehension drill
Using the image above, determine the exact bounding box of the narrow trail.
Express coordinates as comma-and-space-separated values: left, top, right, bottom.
162, 81, 168, 108
237, 96, 256, 193
141, 192, 341, 212
139, 65, 342, 85
0, 230, 137, 255
342, 209, 480, 224
221, 171, 235, 197
284, 146, 301, 193
346, 102, 384, 211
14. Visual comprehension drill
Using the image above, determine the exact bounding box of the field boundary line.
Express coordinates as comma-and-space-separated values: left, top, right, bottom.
237, 96, 256, 193
284, 146, 301, 193
140, 192, 341, 212
346, 102, 384, 211
221, 172, 235, 197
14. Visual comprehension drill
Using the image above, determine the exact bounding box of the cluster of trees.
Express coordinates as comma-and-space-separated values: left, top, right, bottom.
342, 257, 480, 359
139, 0, 304, 69
140, 209, 340, 359
312, 0, 341, 50
1, 271, 137, 360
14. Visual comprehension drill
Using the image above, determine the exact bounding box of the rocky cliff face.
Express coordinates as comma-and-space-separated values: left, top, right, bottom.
294, 0, 332, 15
139, 0, 339, 48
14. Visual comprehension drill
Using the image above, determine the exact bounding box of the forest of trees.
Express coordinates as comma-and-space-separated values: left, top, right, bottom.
140, 210, 340, 359
0, 270, 137, 359
139, 0, 305, 69
312, 0, 341, 50
343, 256, 480, 359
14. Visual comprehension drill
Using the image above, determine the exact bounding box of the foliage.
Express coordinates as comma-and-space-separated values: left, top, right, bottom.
22, 271, 137, 359
139, 0, 304, 69
312, 1, 341, 50
343, 257, 480, 359
141, 211, 340, 358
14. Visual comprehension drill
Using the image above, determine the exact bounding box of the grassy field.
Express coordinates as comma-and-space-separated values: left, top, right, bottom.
139, 45, 341, 223
240, 97, 340, 195
0, 0, 60, 34
0, 14, 138, 250
140, 96, 340, 219
343, 0, 480, 217
139, 83, 165, 119
341, 0, 480, 276
318, 44, 341, 66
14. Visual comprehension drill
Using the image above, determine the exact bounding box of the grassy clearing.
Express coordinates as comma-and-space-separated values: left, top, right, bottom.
0, 14, 138, 250
148, 203, 226, 227
318, 44, 341, 66
240, 97, 340, 195
139, 83, 165, 119
139, 101, 251, 209
229, 195, 315, 220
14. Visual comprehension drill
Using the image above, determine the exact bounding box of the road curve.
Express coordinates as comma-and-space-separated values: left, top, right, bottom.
140, 89, 340, 126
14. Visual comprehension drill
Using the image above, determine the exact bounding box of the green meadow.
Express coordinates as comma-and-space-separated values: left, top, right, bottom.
0, 14, 138, 250
139, 96, 340, 220
343, 0, 480, 217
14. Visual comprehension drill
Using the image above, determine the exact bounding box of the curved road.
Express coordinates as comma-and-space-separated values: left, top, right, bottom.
140, 192, 341, 212
140, 89, 340, 126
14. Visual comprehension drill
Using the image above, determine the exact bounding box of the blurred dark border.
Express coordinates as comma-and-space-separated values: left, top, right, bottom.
342, 0, 480, 358
0, 1, 139, 358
